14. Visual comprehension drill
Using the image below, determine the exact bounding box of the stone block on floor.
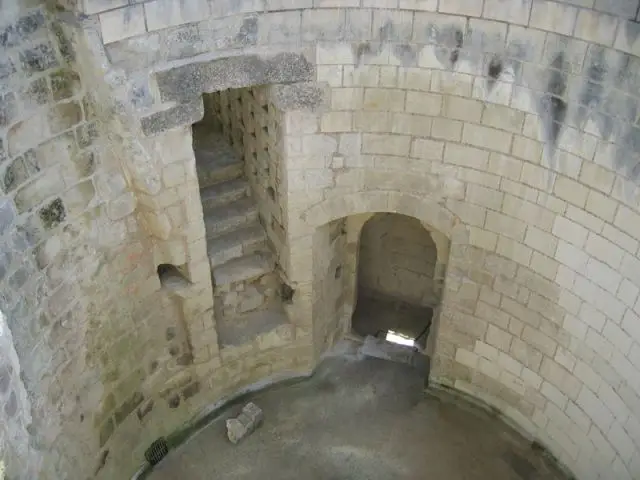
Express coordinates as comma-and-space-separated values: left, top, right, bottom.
226, 402, 264, 444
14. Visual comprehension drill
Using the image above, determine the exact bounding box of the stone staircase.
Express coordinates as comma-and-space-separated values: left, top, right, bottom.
193, 125, 279, 320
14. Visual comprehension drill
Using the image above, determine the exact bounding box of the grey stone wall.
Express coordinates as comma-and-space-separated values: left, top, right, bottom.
0, 3, 95, 477
0, 5, 212, 479
0, 310, 38, 479
358, 213, 439, 307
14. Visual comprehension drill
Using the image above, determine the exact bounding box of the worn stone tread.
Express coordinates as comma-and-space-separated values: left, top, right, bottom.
212, 252, 273, 286
208, 223, 267, 267
203, 197, 258, 238
195, 148, 244, 188
193, 129, 244, 187
200, 178, 250, 210
216, 308, 289, 348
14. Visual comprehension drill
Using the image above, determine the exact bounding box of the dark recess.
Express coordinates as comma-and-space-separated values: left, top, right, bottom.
280, 282, 295, 303
487, 56, 503, 90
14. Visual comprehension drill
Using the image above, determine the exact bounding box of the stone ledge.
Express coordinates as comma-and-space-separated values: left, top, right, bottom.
155, 52, 315, 103
140, 100, 204, 136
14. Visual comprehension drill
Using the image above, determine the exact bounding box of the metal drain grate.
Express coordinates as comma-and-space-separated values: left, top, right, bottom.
144, 437, 169, 466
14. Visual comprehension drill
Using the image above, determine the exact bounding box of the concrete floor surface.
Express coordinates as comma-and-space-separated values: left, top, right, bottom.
148, 352, 570, 480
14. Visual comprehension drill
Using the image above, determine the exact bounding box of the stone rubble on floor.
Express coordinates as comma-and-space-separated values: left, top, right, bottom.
226, 402, 264, 444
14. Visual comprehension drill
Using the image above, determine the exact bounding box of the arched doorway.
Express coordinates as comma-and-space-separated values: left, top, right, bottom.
352, 213, 440, 350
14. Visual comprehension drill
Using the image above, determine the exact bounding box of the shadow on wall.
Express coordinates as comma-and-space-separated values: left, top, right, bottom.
358, 213, 440, 307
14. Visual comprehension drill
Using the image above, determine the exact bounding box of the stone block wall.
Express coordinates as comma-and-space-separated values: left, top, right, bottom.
311, 217, 349, 358
0, 310, 38, 479
358, 213, 439, 307
3, 1, 640, 480
2, 5, 217, 480
283, 12, 640, 477
0, 4, 124, 477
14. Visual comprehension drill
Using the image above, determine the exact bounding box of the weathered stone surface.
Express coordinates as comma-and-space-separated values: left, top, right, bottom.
47, 101, 83, 134
19, 43, 59, 74
226, 402, 264, 444
0, 93, 18, 128
4, 4, 640, 480
269, 82, 328, 112
51, 69, 82, 101
0, 365, 11, 394
0, 10, 45, 48
0, 200, 16, 236
21, 77, 51, 111
155, 52, 314, 103
140, 100, 204, 136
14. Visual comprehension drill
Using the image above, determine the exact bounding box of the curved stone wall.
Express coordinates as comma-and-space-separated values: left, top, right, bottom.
1, 1, 639, 479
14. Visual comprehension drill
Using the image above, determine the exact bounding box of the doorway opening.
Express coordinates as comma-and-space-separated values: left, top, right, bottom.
191, 87, 289, 348
351, 213, 439, 351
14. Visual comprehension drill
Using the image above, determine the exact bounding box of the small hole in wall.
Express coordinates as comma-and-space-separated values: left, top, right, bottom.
280, 283, 295, 304
267, 187, 275, 200
157, 264, 190, 289
335, 265, 342, 279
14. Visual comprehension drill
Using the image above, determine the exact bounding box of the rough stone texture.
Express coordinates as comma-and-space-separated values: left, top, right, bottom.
155, 52, 315, 104
2, 2, 640, 480
0, 309, 39, 478
225, 401, 264, 444
140, 100, 204, 137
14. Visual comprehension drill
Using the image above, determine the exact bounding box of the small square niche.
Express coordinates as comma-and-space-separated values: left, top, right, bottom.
157, 264, 190, 290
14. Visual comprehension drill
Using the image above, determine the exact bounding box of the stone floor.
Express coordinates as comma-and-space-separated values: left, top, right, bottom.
147, 347, 570, 480
352, 294, 433, 349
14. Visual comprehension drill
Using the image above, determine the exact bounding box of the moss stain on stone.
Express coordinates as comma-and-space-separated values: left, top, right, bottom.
38, 198, 66, 229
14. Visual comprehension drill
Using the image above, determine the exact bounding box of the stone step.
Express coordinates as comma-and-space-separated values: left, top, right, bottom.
359, 335, 431, 381
216, 308, 290, 348
204, 197, 258, 239
212, 252, 273, 287
200, 178, 250, 210
208, 223, 267, 267
195, 148, 244, 188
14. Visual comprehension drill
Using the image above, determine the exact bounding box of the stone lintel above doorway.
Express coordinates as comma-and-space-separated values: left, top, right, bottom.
155, 51, 316, 104
139, 50, 324, 137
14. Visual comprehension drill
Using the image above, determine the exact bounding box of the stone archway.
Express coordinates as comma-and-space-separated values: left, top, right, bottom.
352, 212, 440, 350
288, 191, 467, 364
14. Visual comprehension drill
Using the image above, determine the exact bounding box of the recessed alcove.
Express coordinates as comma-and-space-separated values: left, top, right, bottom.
351, 213, 440, 351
